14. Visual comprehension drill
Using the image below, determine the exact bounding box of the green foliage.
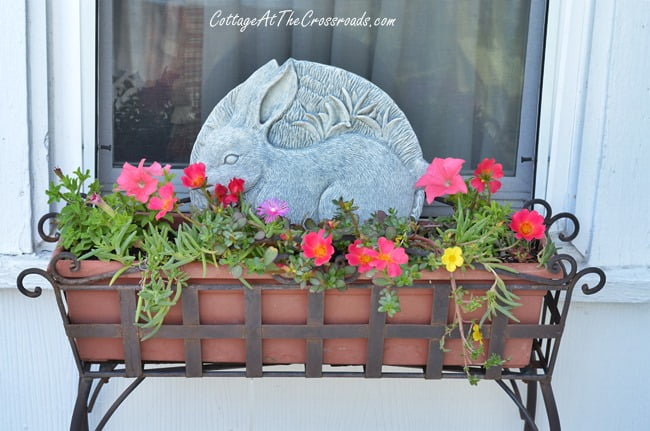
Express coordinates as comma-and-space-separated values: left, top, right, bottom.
485, 353, 507, 369
48, 166, 557, 384
377, 287, 400, 317
46, 169, 148, 260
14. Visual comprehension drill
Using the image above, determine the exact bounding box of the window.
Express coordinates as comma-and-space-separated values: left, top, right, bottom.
97, 0, 546, 207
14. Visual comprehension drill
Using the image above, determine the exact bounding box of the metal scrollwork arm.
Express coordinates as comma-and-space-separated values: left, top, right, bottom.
49, 251, 81, 283
547, 212, 580, 242
16, 268, 55, 298
574, 267, 607, 295
523, 199, 606, 294
49, 251, 141, 285
37, 212, 60, 243
523, 199, 580, 242
486, 253, 579, 287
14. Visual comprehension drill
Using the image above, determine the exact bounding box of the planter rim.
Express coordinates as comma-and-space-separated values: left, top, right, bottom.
50, 248, 556, 283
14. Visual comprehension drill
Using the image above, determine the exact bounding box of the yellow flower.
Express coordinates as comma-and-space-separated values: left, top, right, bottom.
472, 323, 484, 344
441, 246, 463, 272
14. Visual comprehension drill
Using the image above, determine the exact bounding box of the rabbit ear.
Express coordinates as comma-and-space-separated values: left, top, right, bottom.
256, 59, 298, 130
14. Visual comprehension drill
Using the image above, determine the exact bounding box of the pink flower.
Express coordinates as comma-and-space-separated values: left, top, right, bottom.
370, 237, 409, 277
181, 162, 207, 189
87, 192, 103, 206
116, 159, 160, 203
415, 158, 468, 203
256, 198, 289, 223
510, 209, 546, 241
87, 193, 115, 217
470, 158, 504, 194
301, 229, 334, 266
147, 182, 177, 220
345, 240, 378, 273
146, 161, 171, 177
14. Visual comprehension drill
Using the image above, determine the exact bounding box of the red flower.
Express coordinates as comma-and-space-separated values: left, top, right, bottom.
115, 159, 160, 203
470, 158, 504, 194
181, 162, 207, 189
370, 237, 409, 277
415, 158, 468, 203
223, 193, 239, 205
510, 209, 546, 241
228, 178, 245, 195
301, 229, 334, 266
213, 183, 239, 206
147, 182, 177, 220
213, 178, 245, 206
214, 184, 228, 202
345, 240, 378, 273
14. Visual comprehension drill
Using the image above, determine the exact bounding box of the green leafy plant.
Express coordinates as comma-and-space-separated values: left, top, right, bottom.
48, 156, 553, 380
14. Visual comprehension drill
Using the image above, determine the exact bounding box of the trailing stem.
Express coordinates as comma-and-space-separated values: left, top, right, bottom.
449, 273, 475, 382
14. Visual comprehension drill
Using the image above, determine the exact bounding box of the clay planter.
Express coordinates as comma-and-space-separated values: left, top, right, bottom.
53, 254, 550, 369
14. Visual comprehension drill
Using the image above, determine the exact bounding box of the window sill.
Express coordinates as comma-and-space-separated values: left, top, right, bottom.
550, 233, 650, 304
0, 252, 52, 290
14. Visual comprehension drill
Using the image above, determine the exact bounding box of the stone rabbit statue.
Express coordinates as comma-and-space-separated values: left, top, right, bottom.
190, 58, 429, 222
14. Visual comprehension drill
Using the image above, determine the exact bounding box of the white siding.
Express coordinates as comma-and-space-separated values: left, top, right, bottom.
582, 0, 650, 267
3, 289, 647, 431
0, 0, 32, 254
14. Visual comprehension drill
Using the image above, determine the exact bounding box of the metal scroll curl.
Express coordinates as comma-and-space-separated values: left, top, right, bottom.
487, 253, 579, 287
16, 268, 54, 298
523, 199, 580, 242
573, 266, 607, 295
37, 212, 60, 243
50, 251, 81, 282
49, 251, 141, 285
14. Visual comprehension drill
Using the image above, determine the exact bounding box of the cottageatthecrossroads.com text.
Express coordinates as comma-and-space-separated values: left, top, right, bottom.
209, 9, 397, 32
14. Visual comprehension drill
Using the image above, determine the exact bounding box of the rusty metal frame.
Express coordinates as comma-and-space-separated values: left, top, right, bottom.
16, 200, 606, 431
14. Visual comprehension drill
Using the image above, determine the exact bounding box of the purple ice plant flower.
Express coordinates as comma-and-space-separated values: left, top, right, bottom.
256, 198, 289, 223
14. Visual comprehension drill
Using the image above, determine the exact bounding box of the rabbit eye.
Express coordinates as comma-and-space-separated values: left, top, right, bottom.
224, 154, 239, 165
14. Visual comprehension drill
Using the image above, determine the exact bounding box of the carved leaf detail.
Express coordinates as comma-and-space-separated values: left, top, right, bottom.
294, 120, 322, 140
342, 88, 353, 113
329, 123, 351, 136
328, 96, 351, 125
304, 112, 320, 124
382, 109, 390, 126
356, 103, 377, 116
382, 118, 401, 139
295, 98, 355, 140
356, 115, 381, 132
292, 81, 412, 152
318, 112, 330, 131
354, 90, 370, 114
302, 112, 327, 139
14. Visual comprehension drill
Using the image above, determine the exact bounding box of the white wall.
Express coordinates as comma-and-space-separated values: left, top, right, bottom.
1, 0, 649, 430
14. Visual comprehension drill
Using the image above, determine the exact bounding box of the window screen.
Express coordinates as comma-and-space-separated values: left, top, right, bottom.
97, 0, 546, 206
